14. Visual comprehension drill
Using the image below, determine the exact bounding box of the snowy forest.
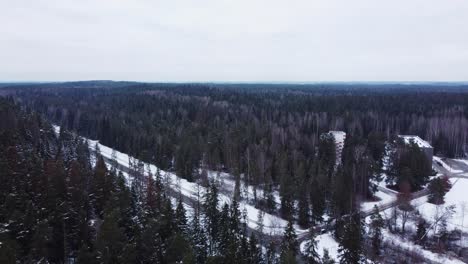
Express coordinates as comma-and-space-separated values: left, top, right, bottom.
1, 82, 468, 263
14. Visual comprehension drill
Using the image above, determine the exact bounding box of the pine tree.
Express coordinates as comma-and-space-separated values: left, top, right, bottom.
279, 153, 294, 219
166, 232, 195, 264
310, 177, 325, 224
218, 203, 232, 256
297, 162, 310, 228
238, 233, 250, 263
76, 245, 97, 264
248, 234, 263, 264
203, 180, 220, 254
92, 155, 111, 218
175, 198, 188, 234
280, 220, 298, 263
95, 208, 128, 264
369, 206, 384, 259
256, 209, 265, 243
437, 218, 449, 252
321, 249, 335, 264
297, 183, 310, 228
191, 213, 208, 264
0, 238, 17, 264
414, 219, 428, 247
159, 197, 176, 245
428, 176, 452, 205
28, 220, 51, 262
302, 228, 320, 264
338, 213, 364, 264
138, 217, 162, 263
265, 241, 277, 264
230, 198, 242, 238
263, 183, 276, 213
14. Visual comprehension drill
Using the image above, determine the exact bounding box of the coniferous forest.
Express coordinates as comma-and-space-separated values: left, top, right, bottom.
1, 82, 468, 263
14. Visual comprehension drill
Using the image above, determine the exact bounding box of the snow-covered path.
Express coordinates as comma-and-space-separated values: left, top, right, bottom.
53, 125, 307, 238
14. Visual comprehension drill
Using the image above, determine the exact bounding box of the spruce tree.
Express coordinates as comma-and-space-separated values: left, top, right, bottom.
369, 206, 384, 258
248, 234, 263, 264
302, 228, 320, 264
265, 241, 276, 264
175, 198, 188, 234
338, 213, 364, 264
191, 213, 208, 264
218, 203, 231, 255
280, 220, 298, 263
310, 177, 325, 224
95, 208, 128, 264
414, 219, 428, 247
321, 249, 335, 264
428, 176, 451, 205
92, 155, 111, 218
204, 180, 220, 254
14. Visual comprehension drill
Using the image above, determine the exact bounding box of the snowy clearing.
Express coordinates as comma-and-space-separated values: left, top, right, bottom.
300, 232, 340, 262
415, 178, 468, 232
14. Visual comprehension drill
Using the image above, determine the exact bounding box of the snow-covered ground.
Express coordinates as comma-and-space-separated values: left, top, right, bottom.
415, 178, 468, 232
300, 233, 340, 262
434, 156, 463, 173
456, 159, 468, 167
382, 230, 466, 264
368, 177, 468, 264
205, 171, 282, 206
361, 190, 395, 212
53, 125, 307, 236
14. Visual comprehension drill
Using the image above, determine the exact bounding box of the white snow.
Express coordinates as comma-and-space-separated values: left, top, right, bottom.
415, 178, 468, 232
206, 170, 282, 207
383, 230, 465, 264
300, 233, 340, 262
329, 131, 346, 146
55, 125, 306, 236
52, 125, 60, 135
399, 135, 432, 148
361, 190, 395, 212
455, 159, 468, 167
434, 156, 463, 173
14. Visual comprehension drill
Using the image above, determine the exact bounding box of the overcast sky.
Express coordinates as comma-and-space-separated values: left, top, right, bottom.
1, 0, 468, 82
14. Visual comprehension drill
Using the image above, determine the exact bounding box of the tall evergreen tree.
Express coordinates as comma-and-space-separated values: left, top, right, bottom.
191, 213, 208, 264
280, 220, 298, 264
369, 206, 384, 259
338, 213, 364, 264
414, 219, 428, 247
175, 198, 188, 234
95, 208, 128, 264
302, 228, 320, 264
321, 249, 335, 264
204, 180, 220, 254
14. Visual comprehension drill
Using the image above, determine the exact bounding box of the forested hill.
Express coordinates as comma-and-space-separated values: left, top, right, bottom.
1, 83, 468, 263
0, 98, 224, 263
4, 82, 468, 212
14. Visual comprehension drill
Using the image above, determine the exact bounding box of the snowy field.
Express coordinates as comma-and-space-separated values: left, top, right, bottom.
415, 178, 468, 232
371, 177, 468, 264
